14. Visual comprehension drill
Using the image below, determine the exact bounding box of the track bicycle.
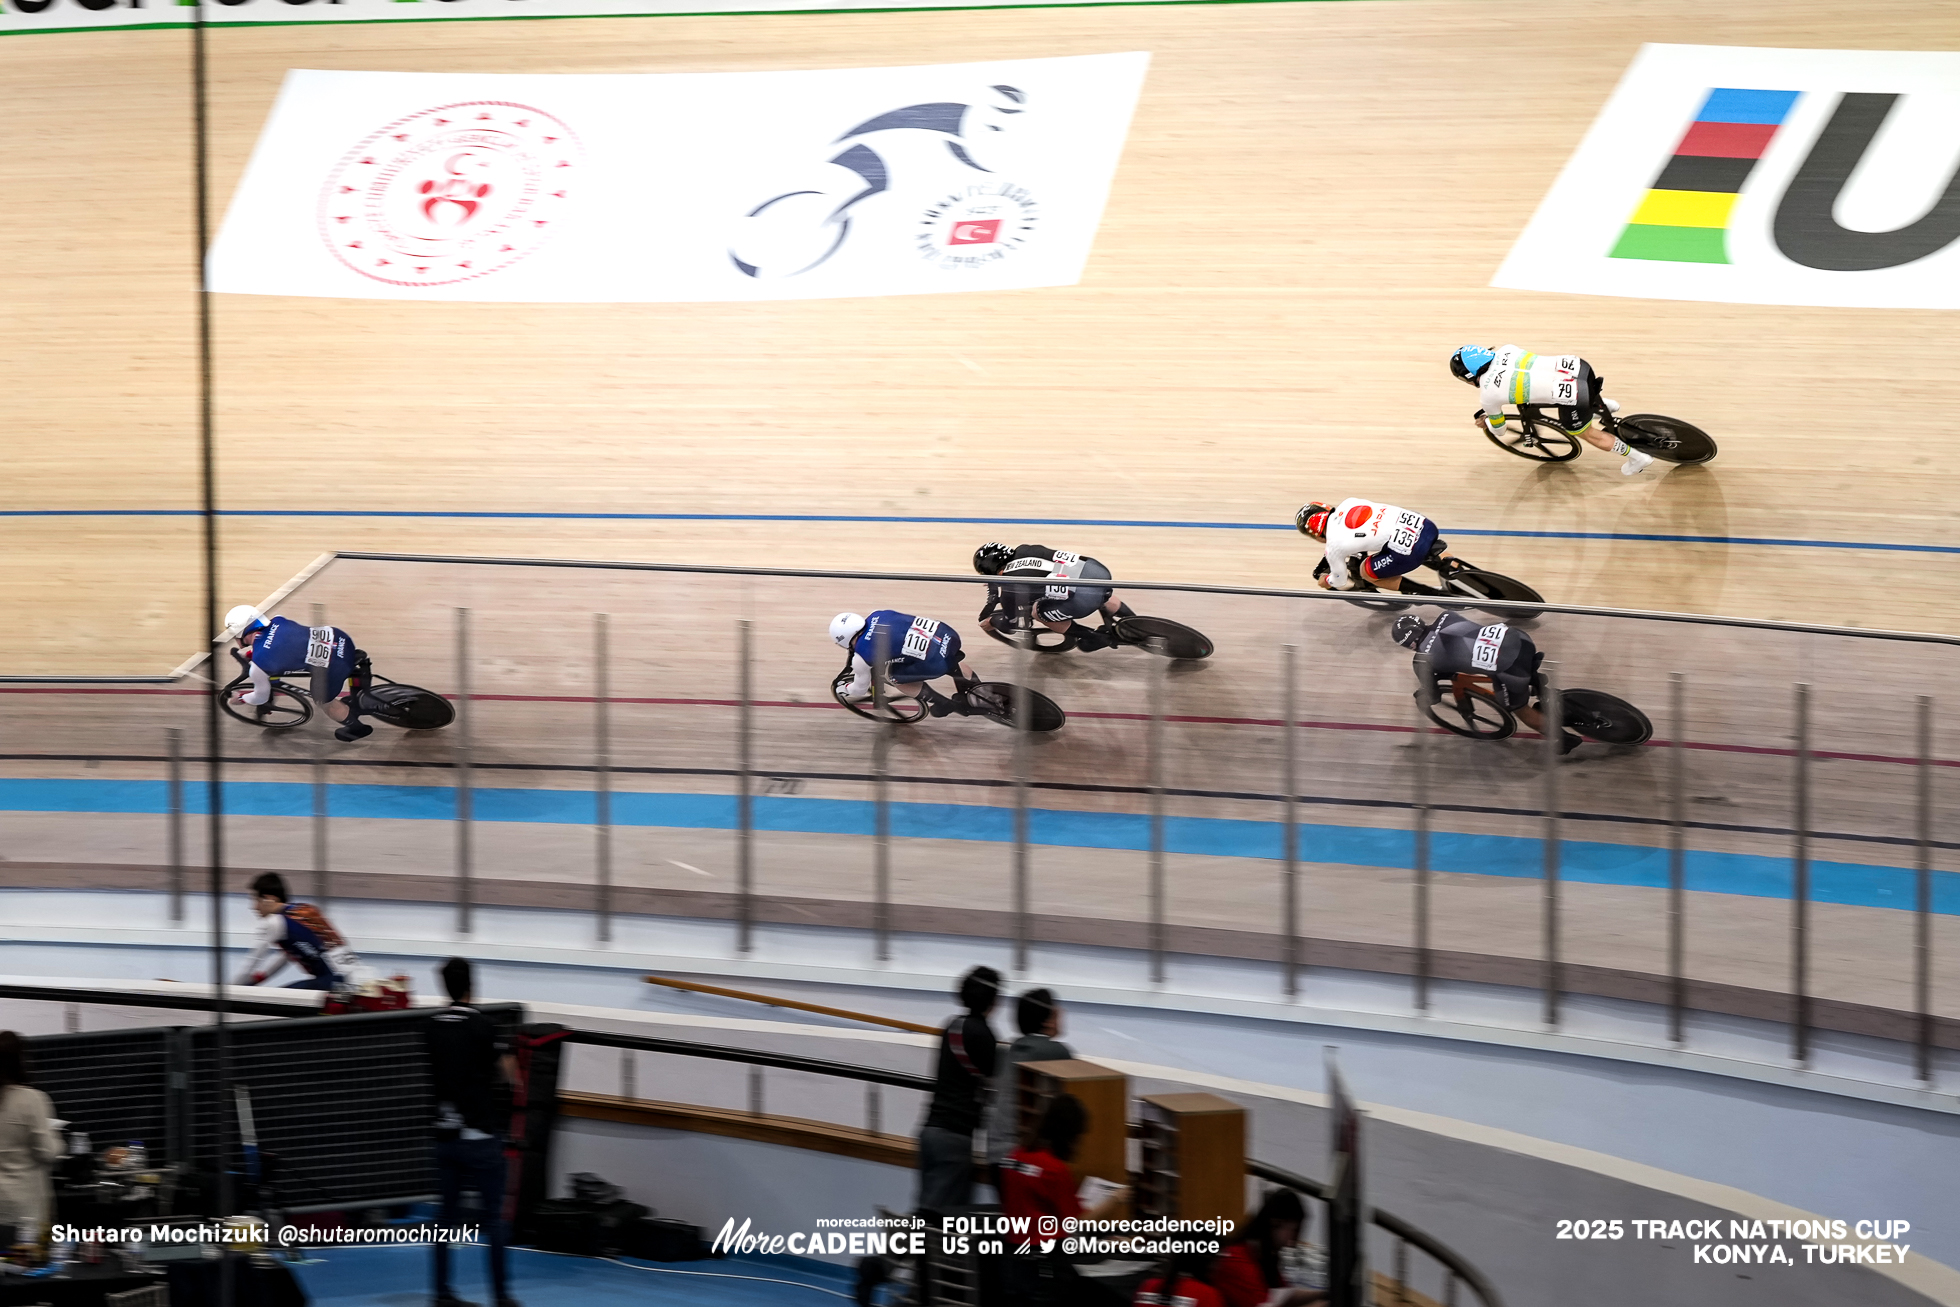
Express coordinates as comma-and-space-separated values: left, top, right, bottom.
982, 609, 1213, 660
830, 670, 1066, 733
1416, 671, 1651, 747
1476, 391, 1717, 466
218, 649, 456, 732
1315, 550, 1543, 614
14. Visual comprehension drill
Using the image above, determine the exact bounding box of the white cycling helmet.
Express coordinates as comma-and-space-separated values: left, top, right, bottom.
829, 612, 866, 650
224, 604, 270, 640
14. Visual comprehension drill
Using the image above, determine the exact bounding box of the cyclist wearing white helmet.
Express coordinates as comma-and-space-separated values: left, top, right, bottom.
224, 604, 374, 742
1450, 345, 1650, 476
830, 610, 980, 718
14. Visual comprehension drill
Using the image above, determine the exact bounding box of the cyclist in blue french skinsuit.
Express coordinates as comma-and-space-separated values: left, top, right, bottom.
830, 610, 980, 718
224, 604, 374, 741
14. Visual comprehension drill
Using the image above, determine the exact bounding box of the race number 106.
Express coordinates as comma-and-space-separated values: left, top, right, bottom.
1556, 1220, 1625, 1240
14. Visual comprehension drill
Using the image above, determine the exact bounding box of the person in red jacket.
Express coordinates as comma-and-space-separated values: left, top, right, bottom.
1001, 1093, 1130, 1305
1135, 1250, 1225, 1307
1213, 1189, 1326, 1307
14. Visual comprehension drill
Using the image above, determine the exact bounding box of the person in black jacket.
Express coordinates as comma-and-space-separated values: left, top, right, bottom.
916, 965, 1000, 1213
427, 957, 519, 1307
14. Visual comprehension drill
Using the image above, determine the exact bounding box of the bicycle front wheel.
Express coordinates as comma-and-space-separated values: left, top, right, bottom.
1417, 683, 1516, 740
1480, 409, 1581, 463
219, 679, 312, 729
968, 682, 1066, 733
832, 675, 926, 724
982, 619, 1079, 654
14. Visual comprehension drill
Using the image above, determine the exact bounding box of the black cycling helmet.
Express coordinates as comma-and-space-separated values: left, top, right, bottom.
1450, 345, 1497, 384
1391, 614, 1431, 650
1295, 503, 1336, 540
974, 542, 1014, 575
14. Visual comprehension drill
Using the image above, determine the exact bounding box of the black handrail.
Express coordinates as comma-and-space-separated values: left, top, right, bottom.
564, 1028, 933, 1092
1250, 1159, 1504, 1307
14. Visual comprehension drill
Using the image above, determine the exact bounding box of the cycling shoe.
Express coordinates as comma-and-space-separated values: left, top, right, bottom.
1558, 731, 1585, 755
1074, 627, 1116, 652
334, 721, 375, 742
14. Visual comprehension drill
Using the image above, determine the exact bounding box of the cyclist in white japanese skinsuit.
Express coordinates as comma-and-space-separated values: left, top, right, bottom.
830, 611, 982, 718
1451, 345, 1652, 476
1296, 499, 1464, 593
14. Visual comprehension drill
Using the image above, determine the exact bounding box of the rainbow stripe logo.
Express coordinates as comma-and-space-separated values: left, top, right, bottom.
1609, 87, 1801, 264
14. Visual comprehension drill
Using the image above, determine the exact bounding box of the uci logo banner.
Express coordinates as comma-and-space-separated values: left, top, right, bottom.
1493, 44, 1960, 309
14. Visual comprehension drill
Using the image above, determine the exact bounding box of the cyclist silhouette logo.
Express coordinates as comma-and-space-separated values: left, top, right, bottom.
318, 101, 583, 288
730, 84, 1039, 279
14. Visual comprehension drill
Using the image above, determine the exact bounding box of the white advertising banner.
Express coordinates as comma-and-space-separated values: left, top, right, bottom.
1494, 44, 1960, 309
208, 55, 1148, 303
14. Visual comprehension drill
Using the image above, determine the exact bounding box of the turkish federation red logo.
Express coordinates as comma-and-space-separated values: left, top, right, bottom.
948, 219, 1002, 246
318, 101, 581, 287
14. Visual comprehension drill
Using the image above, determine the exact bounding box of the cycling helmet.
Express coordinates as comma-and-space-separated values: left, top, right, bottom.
1450, 346, 1496, 384
1391, 614, 1431, 650
224, 605, 270, 640
1296, 502, 1336, 540
973, 543, 1014, 575
829, 612, 866, 650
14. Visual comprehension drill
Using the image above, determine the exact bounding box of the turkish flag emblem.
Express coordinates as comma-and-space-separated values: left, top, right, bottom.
948, 219, 1002, 246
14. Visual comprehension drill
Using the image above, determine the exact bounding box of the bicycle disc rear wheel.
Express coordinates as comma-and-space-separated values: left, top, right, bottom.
1481, 409, 1581, 463
832, 675, 926, 724
219, 679, 312, 729
356, 682, 456, 730
1559, 689, 1653, 745
1113, 616, 1213, 660
1417, 683, 1516, 740
1619, 414, 1716, 464
1444, 568, 1544, 606
969, 681, 1066, 733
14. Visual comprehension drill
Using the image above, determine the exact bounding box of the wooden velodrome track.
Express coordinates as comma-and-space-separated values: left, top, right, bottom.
2, 2, 1957, 1026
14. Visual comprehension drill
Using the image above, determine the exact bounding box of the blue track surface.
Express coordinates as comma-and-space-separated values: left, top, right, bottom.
2, 508, 1956, 555
0, 776, 1946, 915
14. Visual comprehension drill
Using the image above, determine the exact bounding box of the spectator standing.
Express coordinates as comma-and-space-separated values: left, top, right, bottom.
427, 958, 519, 1307
986, 988, 1071, 1167
1214, 1189, 1326, 1307
917, 965, 1001, 1213
0, 1032, 60, 1255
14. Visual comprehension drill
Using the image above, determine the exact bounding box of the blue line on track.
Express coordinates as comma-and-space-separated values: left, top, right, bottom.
2, 508, 1954, 556
1, 777, 1947, 916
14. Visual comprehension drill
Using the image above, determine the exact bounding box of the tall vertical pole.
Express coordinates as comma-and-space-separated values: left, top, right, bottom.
1541, 664, 1561, 1029
1012, 646, 1032, 975
1668, 673, 1686, 1045
167, 728, 185, 925
736, 619, 754, 954
1412, 654, 1432, 1013
1792, 683, 1811, 1064
189, 0, 234, 1248
1148, 657, 1167, 985
595, 614, 612, 944
1915, 695, 1933, 1083
1282, 644, 1301, 998
310, 603, 330, 910
872, 627, 892, 962
455, 607, 474, 936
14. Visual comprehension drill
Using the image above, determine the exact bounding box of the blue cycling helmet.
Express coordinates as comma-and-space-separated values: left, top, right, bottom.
1450, 346, 1496, 384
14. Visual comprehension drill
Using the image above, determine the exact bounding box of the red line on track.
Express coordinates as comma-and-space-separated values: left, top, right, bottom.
5, 687, 1955, 767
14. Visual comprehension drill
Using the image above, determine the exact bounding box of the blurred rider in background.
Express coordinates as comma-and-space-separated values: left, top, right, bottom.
1450, 345, 1651, 476
972, 542, 1132, 650
236, 872, 361, 991
224, 604, 373, 741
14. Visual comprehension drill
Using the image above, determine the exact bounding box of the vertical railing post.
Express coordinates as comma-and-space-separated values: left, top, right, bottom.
455, 606, 474, 937
1668, 672, 1686, 1045
1412, 653, 1432, 1013
1541, 663, 1561, 1029
736, 619, 754, 954
1012, 647, 1033, 975
167, 727, 185, 924
311, 602, 330, 910
872, 627, 892, 962
1792, 682, 1811, 1064
1282, 643, 1300, 998
1148, 656, 1167, 985
595, 613, 613, 944
1915, 695, 1933, 1083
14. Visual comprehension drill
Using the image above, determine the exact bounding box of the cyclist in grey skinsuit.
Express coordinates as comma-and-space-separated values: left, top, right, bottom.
1394, 611, 1585, 754
973, 542, 1130, 651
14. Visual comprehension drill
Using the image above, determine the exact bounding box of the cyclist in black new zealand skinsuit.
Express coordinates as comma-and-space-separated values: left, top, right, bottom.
1394, 611, 1584, 754
972, 543, 1132, 651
